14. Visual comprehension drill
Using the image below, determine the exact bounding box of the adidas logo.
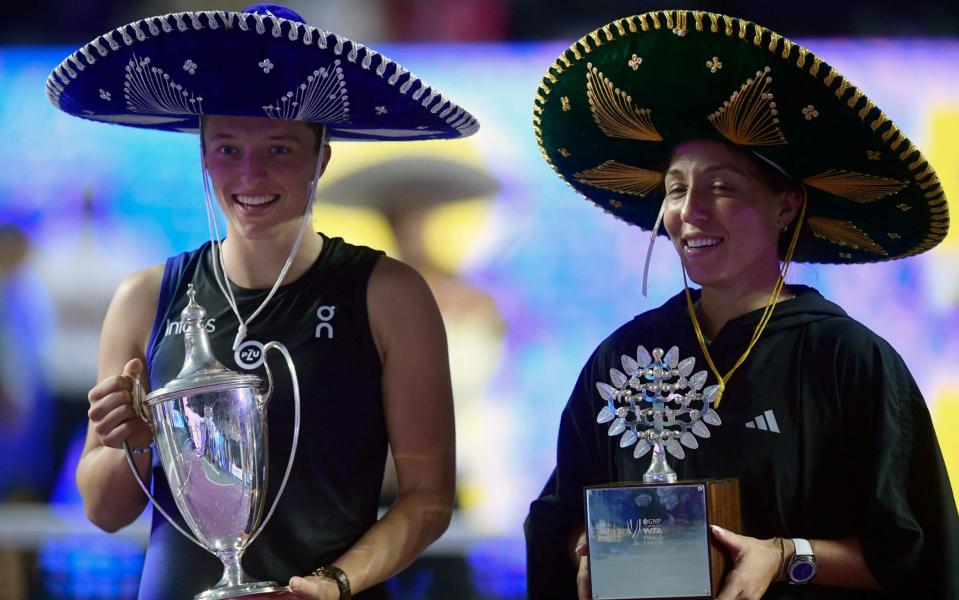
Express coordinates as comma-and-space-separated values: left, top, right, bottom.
745, 409, 780, 433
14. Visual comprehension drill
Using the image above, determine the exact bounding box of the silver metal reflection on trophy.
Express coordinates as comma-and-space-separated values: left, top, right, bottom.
123, 284, 302, 600
595, 346, 721, 483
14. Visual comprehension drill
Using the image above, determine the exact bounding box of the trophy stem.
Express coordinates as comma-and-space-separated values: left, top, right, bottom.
643, 442, 677, 483
191, 548, 283, 600
215, 549, 251, 587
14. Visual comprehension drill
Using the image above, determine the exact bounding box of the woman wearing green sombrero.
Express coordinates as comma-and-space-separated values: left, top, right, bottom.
525, 10, 958, 599
51, 4, 476, 599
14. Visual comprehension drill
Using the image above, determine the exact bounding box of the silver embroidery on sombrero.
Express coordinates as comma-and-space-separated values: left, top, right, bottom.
262, 60, 350, 123
708, 67, 786, 146
573, 160, 664, 196
124, 55, 204, 115
585, 63, 663, 142
802, 169, 909, 204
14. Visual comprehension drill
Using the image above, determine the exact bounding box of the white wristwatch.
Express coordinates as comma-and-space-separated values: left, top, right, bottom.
787, 538, 818, 584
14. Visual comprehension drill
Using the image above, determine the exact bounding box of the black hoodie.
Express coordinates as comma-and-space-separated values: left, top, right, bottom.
526, 286, 958, 599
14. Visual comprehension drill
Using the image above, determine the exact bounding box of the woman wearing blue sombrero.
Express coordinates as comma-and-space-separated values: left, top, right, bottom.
50, 5, 477, 599
525, 9, 958, 600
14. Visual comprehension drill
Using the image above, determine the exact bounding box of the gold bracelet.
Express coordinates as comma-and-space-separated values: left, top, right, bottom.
774, 537, 786, 582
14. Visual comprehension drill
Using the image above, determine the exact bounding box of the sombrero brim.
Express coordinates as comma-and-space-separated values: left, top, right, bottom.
47, 10, 479, 141
533, 10, 949, 264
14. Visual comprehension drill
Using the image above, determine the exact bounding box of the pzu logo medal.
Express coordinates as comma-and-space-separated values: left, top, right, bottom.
235, 340, 265, 370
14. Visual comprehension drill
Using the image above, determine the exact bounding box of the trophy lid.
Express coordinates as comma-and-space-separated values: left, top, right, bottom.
146, 284, 262, 405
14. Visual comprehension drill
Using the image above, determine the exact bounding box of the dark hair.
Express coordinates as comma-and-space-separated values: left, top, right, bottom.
745, 152, 800, 196
198, 116, 326, 153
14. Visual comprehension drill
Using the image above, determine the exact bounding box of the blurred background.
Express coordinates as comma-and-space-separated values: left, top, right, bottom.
1, 1, 958, 598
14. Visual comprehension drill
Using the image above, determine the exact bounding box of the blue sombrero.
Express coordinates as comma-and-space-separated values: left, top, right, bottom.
46, 4, 479, 141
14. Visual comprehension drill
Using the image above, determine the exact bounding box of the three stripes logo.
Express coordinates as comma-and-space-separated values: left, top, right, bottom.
745, 409, 780, 433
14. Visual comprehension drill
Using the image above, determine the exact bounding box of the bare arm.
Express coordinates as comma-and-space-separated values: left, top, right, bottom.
712, 527, 881, 599
75, 265, 162, 532
290, 256, 455, 599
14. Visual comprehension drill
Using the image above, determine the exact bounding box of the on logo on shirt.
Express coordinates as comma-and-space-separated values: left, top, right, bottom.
316, 305, 335, 339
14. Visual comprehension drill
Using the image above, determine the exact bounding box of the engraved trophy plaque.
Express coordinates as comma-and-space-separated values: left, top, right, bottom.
122, 285, 301, 599
585, 346, 741, 599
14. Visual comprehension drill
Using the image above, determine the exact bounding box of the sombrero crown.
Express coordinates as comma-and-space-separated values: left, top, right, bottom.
534, 10, 948, 263
47, 4, 478, 141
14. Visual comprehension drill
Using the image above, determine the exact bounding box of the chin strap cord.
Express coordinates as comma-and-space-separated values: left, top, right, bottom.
641, 198, 668, 297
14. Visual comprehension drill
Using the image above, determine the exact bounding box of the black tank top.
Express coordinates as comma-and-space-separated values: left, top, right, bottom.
138, 236, 388, 599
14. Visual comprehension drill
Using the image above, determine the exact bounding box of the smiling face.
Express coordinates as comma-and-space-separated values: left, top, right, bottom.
202, 115, 330, 241
663, 140, 800, 294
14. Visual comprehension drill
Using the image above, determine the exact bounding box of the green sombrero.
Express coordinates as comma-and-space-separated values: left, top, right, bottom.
533, 9, 949, 264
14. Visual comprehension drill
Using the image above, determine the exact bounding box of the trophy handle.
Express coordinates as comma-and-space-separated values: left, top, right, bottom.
122, 376, 209, 552
245, 340, 301, 549
130, 375, 151, 429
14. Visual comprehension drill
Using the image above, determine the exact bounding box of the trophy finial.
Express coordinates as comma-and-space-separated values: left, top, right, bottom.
176, 284, 228, 378
181, 283, 207, 326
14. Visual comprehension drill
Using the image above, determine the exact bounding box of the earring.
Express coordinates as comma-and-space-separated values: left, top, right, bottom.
778, 220, 787, 232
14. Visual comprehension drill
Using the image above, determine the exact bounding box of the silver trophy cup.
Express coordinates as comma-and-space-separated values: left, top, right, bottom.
122, 285, 300, 599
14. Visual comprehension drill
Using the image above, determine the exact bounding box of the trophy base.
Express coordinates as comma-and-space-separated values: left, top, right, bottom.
584, 478, 741, 599
195, 581, 289, 600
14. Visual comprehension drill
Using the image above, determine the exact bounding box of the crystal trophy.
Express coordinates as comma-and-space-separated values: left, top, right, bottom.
584, 346, 741, 599
122, 285, 301, 599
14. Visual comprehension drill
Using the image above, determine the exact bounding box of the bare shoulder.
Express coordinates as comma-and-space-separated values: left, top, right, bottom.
368, 255, 432, 300
111, 264, 164, 319
101, 264, 165, 363
366, 256, 444, 357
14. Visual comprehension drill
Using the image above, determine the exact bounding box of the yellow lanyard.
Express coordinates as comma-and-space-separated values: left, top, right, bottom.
683, 195, 807, 409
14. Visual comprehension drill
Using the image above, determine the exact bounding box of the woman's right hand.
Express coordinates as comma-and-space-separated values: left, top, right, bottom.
87, 358, 152, 450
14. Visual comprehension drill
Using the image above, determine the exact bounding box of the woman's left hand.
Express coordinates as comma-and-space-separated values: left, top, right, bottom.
711, 525, 780, 600
286, 574, 342, 599
239, 575, 340, 600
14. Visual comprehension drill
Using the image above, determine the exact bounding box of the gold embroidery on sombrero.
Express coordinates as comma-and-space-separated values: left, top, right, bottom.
586, 64, 663, 142
802, 169, 909, 203
708, 67, 787, 146
806, 216, 887, 256
670, 9, 689, 36
916, 175, 941, 190
692, 11, 706, 32
767, 31, 781, 53
124, 55, 204, 115
707, 13, 721, 33
573, 160, 664, 196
